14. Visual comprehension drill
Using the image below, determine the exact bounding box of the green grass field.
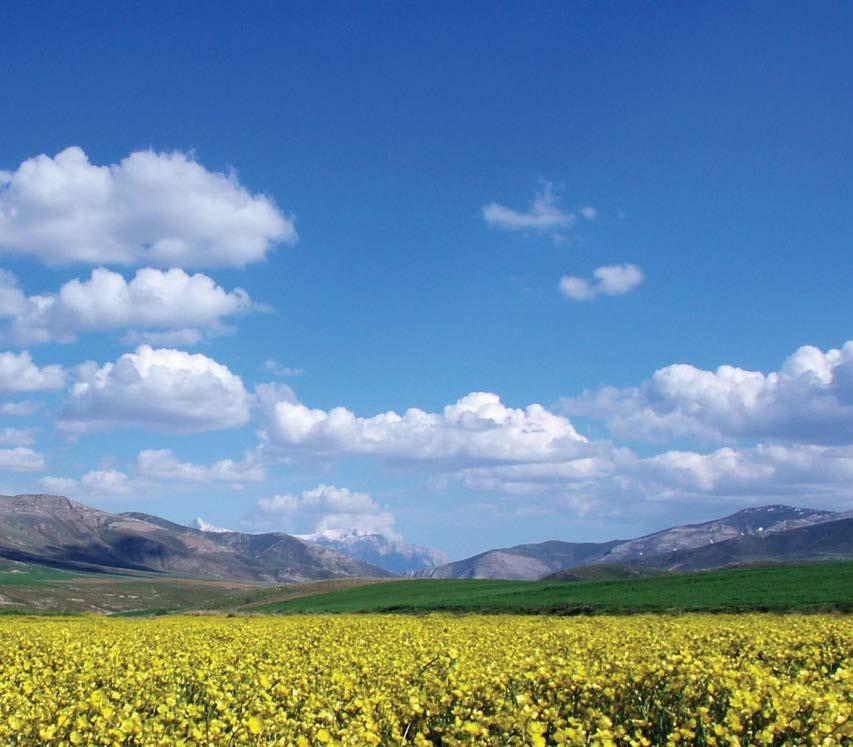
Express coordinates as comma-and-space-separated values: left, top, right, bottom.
0, 560, 77, 585
0, 558, 849, 616
0, 559, 261, 615
249, 561, 853, 615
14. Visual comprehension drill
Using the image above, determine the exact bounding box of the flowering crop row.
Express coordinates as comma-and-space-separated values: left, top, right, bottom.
0, 613, 848, 745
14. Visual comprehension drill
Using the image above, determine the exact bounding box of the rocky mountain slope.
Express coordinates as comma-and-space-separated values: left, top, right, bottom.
639, 517, 853, 572
295, 528, 447, 575
419, 540, 621, 580
594, 505, 842, 565
422, 505, 851, 580
0, 494, 389, 582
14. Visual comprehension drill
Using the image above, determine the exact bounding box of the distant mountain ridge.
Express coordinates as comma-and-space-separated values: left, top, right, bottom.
637, 517, 853, 572
0, 495, 848, 584
594, 505, 842, 565
420, 505, 852, 580
0, 494, 390, 583
420, 540, 620, 580
295, 528, 448, 575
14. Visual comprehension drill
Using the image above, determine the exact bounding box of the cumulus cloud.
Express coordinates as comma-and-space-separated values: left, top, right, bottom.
136, 448, 264, 483
250, 339, 853, 519
251, 339, 853, 519
0, 400, 41, 416
59, 346, 250, 435
39, 476, 80, 495
263, 359, 304, 377
0, 427, 34, 446
562, 341, 853, 445
559, 264, 644, 301
482, 182, 590, 241
262, 391, 587, 467
256, 484, 397, 536
0, 146, 295, 267
457, 441, 853, 515
193, 517, 232, 533
0, 447, 45, 472
629, 443, 853, 505
0, 351, 64, 392
40, 470, 131, 497
80, 469, 131, 496
0, 267, 255, 345
120, 329, 205, 347
459, 451, 622, 496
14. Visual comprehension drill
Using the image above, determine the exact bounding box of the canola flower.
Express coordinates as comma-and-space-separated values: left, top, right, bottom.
0, 613, 848, 745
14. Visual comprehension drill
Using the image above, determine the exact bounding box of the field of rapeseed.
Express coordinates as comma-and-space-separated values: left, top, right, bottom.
0, 614, 848, 746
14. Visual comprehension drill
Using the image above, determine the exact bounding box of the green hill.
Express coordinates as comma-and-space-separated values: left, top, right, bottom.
542, 563, 665, 581
249, 561, 853, 614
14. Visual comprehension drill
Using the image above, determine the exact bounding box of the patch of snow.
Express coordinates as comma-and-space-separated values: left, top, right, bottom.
298, 528, 448, 574
191, 517, 232, 533
297, 528, 369, 543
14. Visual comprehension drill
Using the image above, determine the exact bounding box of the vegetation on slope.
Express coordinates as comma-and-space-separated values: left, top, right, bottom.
0, 559, 260, 615
250, 561, 853, 614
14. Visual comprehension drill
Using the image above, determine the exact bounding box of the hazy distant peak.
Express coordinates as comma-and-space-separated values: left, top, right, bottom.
298, 528, 447, 574
297, 527, 372, 542
422, 503, 850, 580
0, 496, 388, 582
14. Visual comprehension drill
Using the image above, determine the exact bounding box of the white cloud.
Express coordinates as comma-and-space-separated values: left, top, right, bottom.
136, 448, 264, 483
562, 341, 853, 445
456, 441, 853, 515
59, 345, 250, 435
0, 427, 33, 446
39, 476, 79, 495
482, 182, 584, 240
193, 517, 232, 533
0, 146, 295, 267
630, 443, 853, 504
257, 484, 397, 536
246, 338, 853, 520
0, 270, 23, 315
0, 267, 255, 345
459, 452, 621, 495
40, 469, 132, 497
263, 359, 304, 377
80, 469, 131, 496
120, 329, 205, 347
263, 391, 587, 467
579, 206, 598, 220
0, 401, 40, 416
0, 447, 45, 472
0, 351, 64, 392
559, 263, 644, 301
247, 338, 853, 521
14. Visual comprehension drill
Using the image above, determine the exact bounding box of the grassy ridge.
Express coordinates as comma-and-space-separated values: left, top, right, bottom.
0, 559, 262, 615
251, 561, 853, 614
0, 560, 77, 585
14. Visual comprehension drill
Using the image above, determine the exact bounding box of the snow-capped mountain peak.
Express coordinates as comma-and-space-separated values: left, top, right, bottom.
191, 517, 232, 533
297, 528, 447, 575
297, 527, 371, 543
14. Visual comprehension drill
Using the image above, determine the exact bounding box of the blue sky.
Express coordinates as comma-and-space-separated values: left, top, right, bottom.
0, 2, 850, 558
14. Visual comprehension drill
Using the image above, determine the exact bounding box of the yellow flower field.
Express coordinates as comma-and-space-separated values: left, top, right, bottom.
0, 614, 848, 745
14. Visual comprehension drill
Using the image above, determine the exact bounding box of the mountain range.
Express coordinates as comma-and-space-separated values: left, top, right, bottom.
0, 494, 388, 582
294, 528, 448, 575
0, 494, 849, 583
419, 505, 853, 580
